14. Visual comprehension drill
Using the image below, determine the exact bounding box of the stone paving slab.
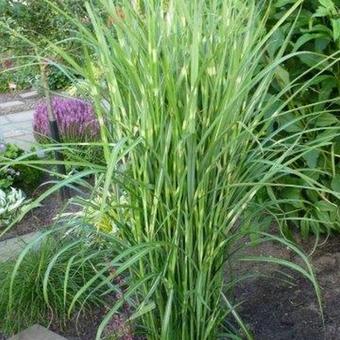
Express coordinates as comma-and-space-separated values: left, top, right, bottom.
19, 91, 38, 99
0, 110, 34, 123
8, 324, 67, 340
0, 110, 35, 150
1, 125, 33, 137
0, 232, 41, 262
0, 100, 24, 110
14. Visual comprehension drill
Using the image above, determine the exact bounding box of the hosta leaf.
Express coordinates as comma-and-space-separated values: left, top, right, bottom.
303, 149, 320, 168
331, 174, 340, 193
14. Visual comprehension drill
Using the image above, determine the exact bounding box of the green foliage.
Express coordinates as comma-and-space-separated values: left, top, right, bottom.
260, 0, 340, 236
0, 187, 27, 228
0, 0, 94, 92
26, 0, 335, 338
0, 234, 112, 335
0, 62, 37, 93
0, 0, 90, 55
0, 143, 43, 194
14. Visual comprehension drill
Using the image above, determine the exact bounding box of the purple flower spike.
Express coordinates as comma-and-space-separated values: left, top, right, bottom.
33, 97, 100, 143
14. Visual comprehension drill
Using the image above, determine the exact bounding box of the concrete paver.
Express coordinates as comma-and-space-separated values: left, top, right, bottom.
19, 91, 38, 99
0, 232, 41, 262
0, 110, 35, 150
8, 324, 67, 340
0, 100, 24, 110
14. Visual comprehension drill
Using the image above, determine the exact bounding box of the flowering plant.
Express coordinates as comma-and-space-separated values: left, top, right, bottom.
33, 97, 100, 143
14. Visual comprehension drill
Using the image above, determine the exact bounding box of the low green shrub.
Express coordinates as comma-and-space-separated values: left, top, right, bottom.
259, 0, 340, 236
0, 63, 36, 93
0, 143, 44, 194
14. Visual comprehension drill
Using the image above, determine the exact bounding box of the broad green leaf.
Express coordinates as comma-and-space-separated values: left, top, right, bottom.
303, 149, 320, 168
306, 188, 320, 201
293, 33, 325, 52
315, 200, 337, 212
331, 174, 340, 193
315, 112, 339, 127
282, 187, 304, 208
313, 7, 330, 18
278, 112, 303, 133
274, 0, 296, 7
301, 218, 310, 239
314, 37, 331, 52
298, 53, 328, 69
335, 136, 340, 154
319, 0, 337, 14
331, 18, 340, 42
275, 65, 290, 87
267, 29, 285, 58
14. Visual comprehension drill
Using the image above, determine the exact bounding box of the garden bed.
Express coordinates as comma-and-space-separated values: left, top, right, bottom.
0, 193, 62, 242
1, 233, 338, 340
235, 236, 340, 340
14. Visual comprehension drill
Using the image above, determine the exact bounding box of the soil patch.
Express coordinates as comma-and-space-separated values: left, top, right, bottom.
235, 236, 340, 340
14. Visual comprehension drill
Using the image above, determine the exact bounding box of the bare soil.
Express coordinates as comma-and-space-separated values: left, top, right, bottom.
0, 193, 62, 242
234, 236, 340, 340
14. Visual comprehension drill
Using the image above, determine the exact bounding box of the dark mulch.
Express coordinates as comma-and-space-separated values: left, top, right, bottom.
0, 192, 62, 242
50, 308, 107, 340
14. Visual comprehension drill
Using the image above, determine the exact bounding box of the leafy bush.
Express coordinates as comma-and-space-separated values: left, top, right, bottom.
0, 62, 37, 93
0, 143, 43, 194
0, 188, 27, 228
0, 0, 93, 92
259, 0, 340, 236
0, 0, 91, 55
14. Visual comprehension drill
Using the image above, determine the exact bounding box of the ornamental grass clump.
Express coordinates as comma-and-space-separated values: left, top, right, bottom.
33, 97, 100, 143
3, 0, 340, 339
